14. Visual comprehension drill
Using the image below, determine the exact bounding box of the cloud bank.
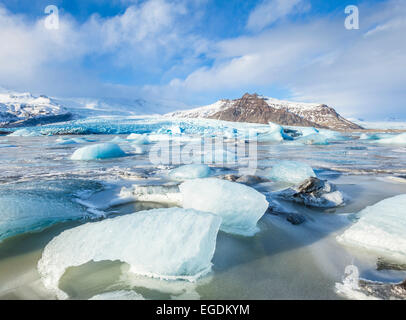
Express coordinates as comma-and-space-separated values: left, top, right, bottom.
0, 0, 405, 119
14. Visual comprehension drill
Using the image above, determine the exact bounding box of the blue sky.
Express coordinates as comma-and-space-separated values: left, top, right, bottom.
0, 0, 404, 119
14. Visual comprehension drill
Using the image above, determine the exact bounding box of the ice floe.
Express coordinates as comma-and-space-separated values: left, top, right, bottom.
71, 143, 127, 160
169, 164, 212, 181
265, 160, 316, 185
0, 181, 92, 242
180, 178, 268, 236
8, 129, 42, 137
89, 290, 145, 300
337, 194, 406, 262
38, 207, 222, 299
126, 133, 150, 144
375, 133, 406, 145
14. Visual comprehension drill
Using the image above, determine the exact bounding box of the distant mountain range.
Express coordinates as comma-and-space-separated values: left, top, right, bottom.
0, 91, 72, 128
0, 89, 362, 131
167, 93, 363, 131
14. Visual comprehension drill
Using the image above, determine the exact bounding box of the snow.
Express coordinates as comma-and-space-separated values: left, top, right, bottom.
375, 133, 406, 145
265, 161, 316, 184
166, 100, 229, 118
263, 96, 323, 112
71, 143, 127, 160
179, 178, 269, 236
37, 207, 222, 299
169, 164, 212, 181
89, 290, 145, 300
0, 91, 69, 125
337, 194, 406, 262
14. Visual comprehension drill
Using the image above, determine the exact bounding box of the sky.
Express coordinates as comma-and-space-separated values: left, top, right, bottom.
0, 0, 405, 119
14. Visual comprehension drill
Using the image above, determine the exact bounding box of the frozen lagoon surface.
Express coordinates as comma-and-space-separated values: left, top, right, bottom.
0, 116, 406, 300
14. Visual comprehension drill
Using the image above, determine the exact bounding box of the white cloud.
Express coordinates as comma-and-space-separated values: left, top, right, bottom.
246, 0, 309, 32
167, 0, 406, 118
0, 0, 204, 96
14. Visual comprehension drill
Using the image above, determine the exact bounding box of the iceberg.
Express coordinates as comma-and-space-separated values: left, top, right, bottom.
8, 128, 41, 137
110, 136, 128, 143
126, 133, 150, 145
295, 133, 329, 145
169, 164, 212, 181
56, 137, 92, 145
265, 160, 316, 185
337, 194, 406, 262
37, 207, 222, 299
180, 178, 268, 236
70, 143, 127, 160
89, 290, 145, 300
375, 133, 406, 145
256, 122, 292, 142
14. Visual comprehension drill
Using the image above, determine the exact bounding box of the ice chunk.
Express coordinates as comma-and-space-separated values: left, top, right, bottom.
126, 133, 150, 145
337, 194, 406, 262
8, 129, 41, 137
116, 185, 183, 206
37, 207, 221, 299
110, 136, 127, 143
89, 290, 145, 300
375, 133, 406, 145
296, 133, 329, 145
256, 122, 286, 142
169, 164, 212, 181
180, 178, 268, 236
265, 161, 316, 185
56, 137, 92, 145
0, 181, 90, 242
168, 125, 184, 134
70, 143, 127, 160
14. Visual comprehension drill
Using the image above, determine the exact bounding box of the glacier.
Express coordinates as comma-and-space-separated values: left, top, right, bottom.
70, 143, 127, 160
337, 194, 406, 262
265, 160, 316, 185
37, 207, 222, 299
169, 164, 212, 181
180, 178, 268, 236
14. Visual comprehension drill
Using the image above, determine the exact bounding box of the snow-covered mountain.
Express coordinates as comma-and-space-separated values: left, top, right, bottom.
0, 87, 183, 128
167, 93, 363, 130
0, 90, 72, 128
